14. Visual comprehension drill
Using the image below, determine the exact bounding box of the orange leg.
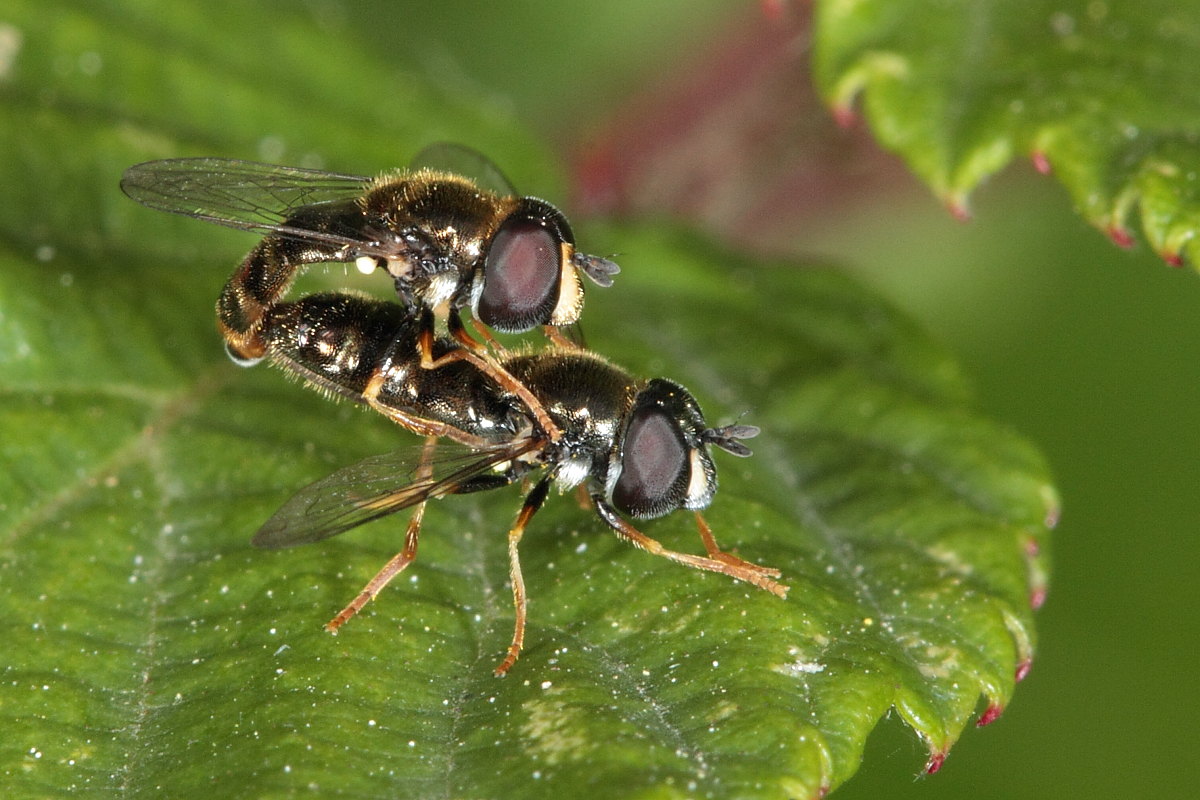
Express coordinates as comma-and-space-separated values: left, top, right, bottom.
494, 476, 552, 677
325, 507, 424, 632
446, 309, 488, 353
593, 499, 789, 598
467, 316, 511, 358
542, 325, 579, 350
361, 369, 497, 449
694, 512, 783, 578
325, 437, 437, 632
573, 484, 593, 511
417, 324, 563, 444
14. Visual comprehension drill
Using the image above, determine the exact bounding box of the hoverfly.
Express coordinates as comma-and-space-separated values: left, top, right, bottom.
119, 146, 619, 441
250, 290, 788, 675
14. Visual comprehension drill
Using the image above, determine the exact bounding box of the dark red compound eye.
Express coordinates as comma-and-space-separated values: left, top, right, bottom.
478, 217, 560, 332
613, 407, 689, 519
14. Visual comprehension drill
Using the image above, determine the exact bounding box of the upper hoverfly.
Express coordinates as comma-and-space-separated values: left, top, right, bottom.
119, 144, 620, 367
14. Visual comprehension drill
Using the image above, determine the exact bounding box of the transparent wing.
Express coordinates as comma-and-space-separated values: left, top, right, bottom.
119, 158, 384, 252
251, 437, 543, 549
408, 142, 517, 196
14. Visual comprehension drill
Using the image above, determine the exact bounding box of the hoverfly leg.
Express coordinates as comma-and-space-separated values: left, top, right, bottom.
419, 312, 564, 444
446, 308, 489, 354
469, 317, 508, 356
694, 512, 783, 578
218, 235, 344, 365
592, 498, 789, 599
437, 348, 563, 443
573, 484, 593, 511
325, 504, 425, 633
325, 437, 437, 633
494, 475, 553, 677
542, 325, 578, 351
416, 307, 441, 370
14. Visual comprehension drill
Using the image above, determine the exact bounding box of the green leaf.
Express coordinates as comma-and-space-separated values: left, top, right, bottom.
1, 1, 1054, 797
814, 0, 1200, 267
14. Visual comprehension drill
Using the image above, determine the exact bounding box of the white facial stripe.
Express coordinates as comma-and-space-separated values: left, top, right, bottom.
550, 243, 583, 326
686, 449, 710, 505
604, 448, 623, 503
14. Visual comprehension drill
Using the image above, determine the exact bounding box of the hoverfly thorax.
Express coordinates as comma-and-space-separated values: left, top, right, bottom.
361, 170, 517, 311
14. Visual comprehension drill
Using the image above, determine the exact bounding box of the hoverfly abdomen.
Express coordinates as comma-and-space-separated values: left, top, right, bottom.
218, 200, 365, 364
262, 293, 414, 401
261, 293, 522, 443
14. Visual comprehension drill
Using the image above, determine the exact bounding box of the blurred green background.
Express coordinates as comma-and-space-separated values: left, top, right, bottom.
11, 0, 1200, 796
368, 1, 1200, 797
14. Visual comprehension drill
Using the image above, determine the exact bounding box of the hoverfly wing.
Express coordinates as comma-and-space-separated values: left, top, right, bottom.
408, 143, 517, 197
119, 158, 384, 254
251, 438, 541, 549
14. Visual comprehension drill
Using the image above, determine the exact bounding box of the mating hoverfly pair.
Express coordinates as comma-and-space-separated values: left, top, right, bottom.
121, 145, 788, 676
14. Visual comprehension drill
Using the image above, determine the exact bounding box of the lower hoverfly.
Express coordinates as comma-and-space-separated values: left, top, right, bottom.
252, 290, 788, 675
119, 146, 619, 441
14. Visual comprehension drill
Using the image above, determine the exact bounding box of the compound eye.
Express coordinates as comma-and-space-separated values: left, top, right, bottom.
478, 217, 560, 332
613, 407, 689, 519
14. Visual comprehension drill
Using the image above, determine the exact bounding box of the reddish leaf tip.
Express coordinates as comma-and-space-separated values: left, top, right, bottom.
976, 703, 1005, 727
946, 199, 972, 222
924, 749, 947, 775
1030, 585, 1047, 610
1107, 226, 1135, 249
1031, 151, 1052, 175
1162, 251, 1185, 268
832, 103, 858, 129
1015, 659, 1033, 683
1044, 504, 1061, 529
